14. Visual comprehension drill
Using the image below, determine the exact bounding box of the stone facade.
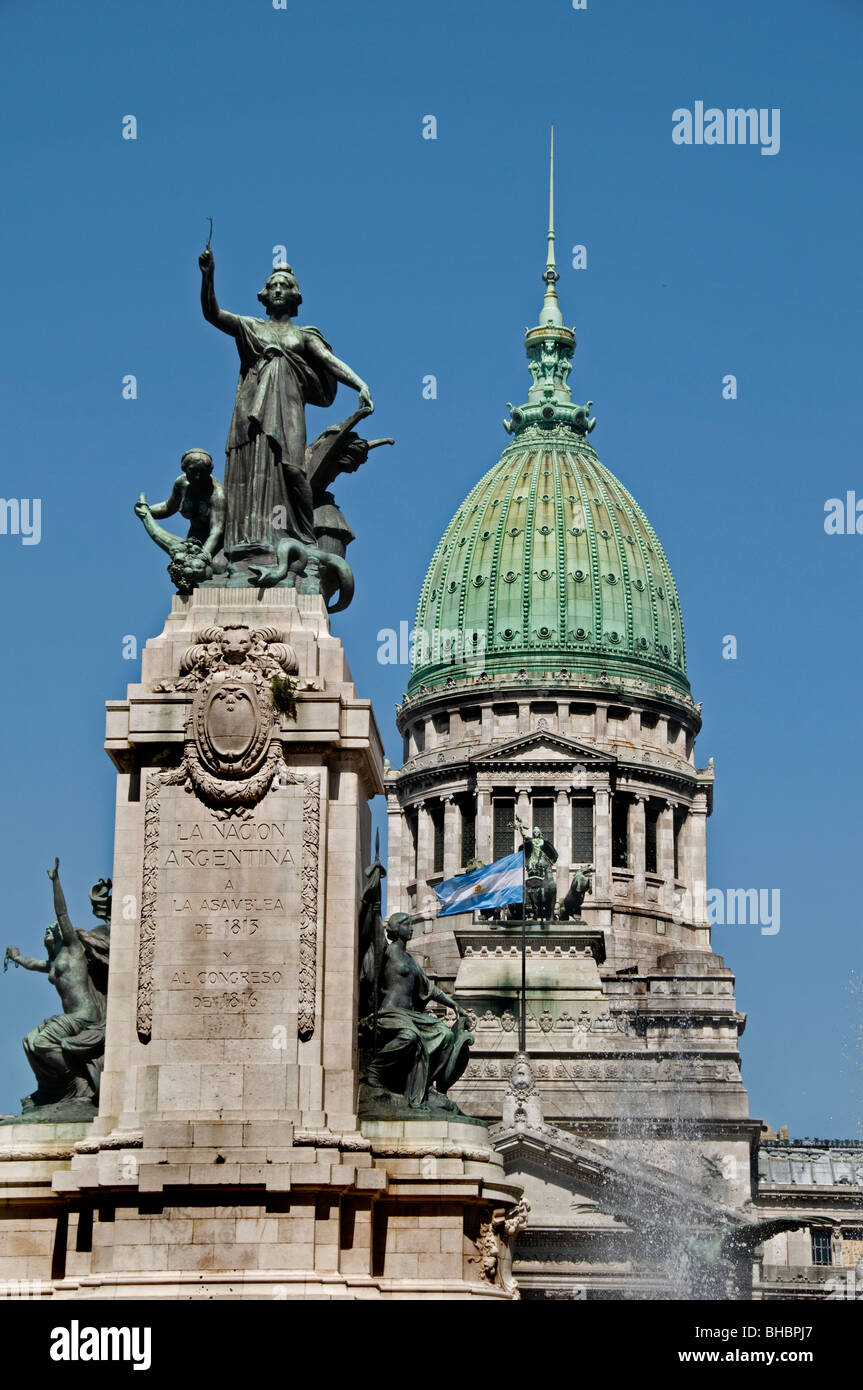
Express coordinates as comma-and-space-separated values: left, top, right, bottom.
753, 1136, 863, 1300
390, 693, 712, 968
387, 680, 750, 1123
387, 692, 757, 1295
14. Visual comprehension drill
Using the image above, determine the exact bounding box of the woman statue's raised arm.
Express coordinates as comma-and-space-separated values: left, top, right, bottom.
46, 858, 80, 950
199, 248, 240, 336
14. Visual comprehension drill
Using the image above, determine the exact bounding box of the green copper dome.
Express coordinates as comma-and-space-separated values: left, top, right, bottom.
408, 132, 689, 705
408, 435, 688, 700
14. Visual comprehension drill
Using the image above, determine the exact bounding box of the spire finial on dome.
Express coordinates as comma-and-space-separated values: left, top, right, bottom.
503, 129, 596, 439
540, 125, 564, 329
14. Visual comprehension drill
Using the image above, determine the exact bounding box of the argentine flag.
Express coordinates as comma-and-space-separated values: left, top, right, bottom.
434, 850, 524, 918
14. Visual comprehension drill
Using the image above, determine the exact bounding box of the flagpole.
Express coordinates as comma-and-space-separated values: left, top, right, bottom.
371, 829, 382, 1063
519, 842, 526, 1053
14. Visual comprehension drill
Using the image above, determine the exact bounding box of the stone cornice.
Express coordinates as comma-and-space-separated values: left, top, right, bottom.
394, 748, 701, 803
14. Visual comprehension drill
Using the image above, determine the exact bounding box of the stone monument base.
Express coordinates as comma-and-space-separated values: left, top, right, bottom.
0, 1117, 522, 1299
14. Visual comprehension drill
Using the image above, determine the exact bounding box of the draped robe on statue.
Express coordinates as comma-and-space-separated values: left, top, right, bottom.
365, 970, 473, 1109
223, 317, 338, 562
23, 926, 110, 1105
358, 875, 473, 1110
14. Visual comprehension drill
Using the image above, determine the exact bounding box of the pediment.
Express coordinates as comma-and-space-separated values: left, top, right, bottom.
470, 730, 615, 768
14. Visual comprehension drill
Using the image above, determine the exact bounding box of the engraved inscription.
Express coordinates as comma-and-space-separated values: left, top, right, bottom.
137, 774, 320, 1043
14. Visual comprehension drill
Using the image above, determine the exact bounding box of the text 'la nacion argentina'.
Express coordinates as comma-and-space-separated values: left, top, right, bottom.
162, 821, 297, 869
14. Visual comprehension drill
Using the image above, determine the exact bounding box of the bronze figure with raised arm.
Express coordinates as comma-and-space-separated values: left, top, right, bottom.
198, 247, 373, 580
4, 859, 109, 1118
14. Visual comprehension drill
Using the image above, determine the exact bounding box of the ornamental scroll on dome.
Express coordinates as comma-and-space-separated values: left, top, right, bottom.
155, 623, 298, 813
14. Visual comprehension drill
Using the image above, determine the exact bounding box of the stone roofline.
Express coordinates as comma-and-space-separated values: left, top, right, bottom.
760, 1139, 863, 1152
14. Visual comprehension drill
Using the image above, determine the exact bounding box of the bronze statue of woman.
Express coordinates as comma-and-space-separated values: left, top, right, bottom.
358, 855, 474, 1114
4, 860, 109, 1115
198, 248, 373, 580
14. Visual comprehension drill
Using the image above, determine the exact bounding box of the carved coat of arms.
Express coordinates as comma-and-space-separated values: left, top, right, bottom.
156, 623, 298, 812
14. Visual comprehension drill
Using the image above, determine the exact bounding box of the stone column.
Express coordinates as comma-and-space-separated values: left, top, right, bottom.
658, 799, 676, 912
629, 795, 646, 902
476, 784, 492, 865
594, 703, 608, 743
554, 788, 570, 900
442, 795, 459, 879
612, 709, 631, 743
688, 792, 709, 925
516, 786, 531, 832
386, 789, 405, 915
406, 805, 418, 887
594, 778, 611, 901
415, 800, 435, 892
407, 803, 419, 890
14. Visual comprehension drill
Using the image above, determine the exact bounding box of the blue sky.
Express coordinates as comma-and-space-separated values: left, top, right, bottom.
0, 0, 860, 1136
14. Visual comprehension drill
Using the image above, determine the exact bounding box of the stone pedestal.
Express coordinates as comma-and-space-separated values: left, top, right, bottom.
0, 589, 525, 1299
453, 925, 608, 1033
97, 587, 379, 1142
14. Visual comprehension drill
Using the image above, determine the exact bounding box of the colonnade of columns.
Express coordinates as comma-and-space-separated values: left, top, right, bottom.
387, 780, 699, 920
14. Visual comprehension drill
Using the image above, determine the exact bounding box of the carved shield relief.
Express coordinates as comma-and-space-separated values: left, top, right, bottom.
187, 672, 279, 809
195, 678, 269, 773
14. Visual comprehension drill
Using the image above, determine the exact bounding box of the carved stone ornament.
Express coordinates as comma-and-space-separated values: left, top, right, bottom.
155, 624, 298, 813
501, 1052, 544, 1129
187, 671, 279, 810
157, 623, 297, 694
470, 1198, 531, 1296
